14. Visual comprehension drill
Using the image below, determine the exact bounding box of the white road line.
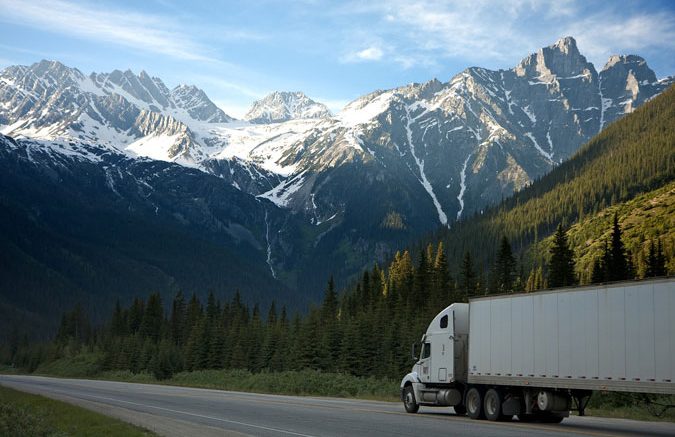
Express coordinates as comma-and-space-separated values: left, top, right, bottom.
63, 391, 318, 437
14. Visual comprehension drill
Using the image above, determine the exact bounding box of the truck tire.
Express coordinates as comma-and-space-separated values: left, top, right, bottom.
484, 388, 504, 421
466, 387, 484, 420
403, 385, 419, 414
453, 404, 467, 416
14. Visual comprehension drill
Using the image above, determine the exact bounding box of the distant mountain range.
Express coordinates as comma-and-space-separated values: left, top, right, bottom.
0, 36, 672, 336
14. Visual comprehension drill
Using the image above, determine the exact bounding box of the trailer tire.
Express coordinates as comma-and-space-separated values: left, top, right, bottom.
403, 385, 419, 414
484, 389, 504, 421
466, 388, 484, 420
453, 404, 466, 416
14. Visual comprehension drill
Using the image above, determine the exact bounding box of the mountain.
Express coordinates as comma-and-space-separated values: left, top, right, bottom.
244, 91, 331, 123
0, 133, 308, 339
0, 37, 672, 335
0, 60, 234, 165
432, 83, 675, 277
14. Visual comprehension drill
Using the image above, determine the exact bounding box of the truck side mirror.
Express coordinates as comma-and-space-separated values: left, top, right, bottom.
411, 342, 418, 361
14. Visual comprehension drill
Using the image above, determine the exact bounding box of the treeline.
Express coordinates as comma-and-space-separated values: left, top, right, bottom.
9, 211, 669, 381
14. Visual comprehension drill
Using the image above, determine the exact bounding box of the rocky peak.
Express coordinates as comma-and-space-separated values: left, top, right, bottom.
601, 55, 657, 83
245, 91, 331, 124
515, 36, 594, 80
171, 84, 234, 123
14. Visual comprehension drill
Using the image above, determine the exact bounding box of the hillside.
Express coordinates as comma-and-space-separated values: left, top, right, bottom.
0, 136, 299, 340
533, 182, 674, 283
436, 84, 675, 274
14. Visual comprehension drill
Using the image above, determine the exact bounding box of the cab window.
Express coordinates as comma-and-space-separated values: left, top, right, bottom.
421, 342, 431, 359
440, 315, 448, 329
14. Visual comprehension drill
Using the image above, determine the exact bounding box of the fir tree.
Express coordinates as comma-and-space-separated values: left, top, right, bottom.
140, 293, 163, 342
459, 251, 477, 299
493, 236, 516, 293
608, 214, 630, 281
548, 224, 577, 288
170, 292, 186, 346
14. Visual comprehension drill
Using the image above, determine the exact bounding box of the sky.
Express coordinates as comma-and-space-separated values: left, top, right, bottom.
0, 0, 674, 118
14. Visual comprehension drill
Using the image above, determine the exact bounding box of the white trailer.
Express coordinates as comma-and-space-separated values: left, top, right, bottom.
400, 277, 675, 422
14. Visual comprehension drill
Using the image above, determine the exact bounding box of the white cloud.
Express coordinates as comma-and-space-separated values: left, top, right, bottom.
342, 45, 385, 63
567, 12, 675, 68
0, 0, 255, 63
354, 46, 384, 61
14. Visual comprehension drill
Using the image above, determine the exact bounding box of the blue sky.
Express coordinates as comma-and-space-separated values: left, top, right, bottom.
1, 0, 674, 117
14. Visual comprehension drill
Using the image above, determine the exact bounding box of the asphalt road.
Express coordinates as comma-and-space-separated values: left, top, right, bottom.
1, 375, 673, 437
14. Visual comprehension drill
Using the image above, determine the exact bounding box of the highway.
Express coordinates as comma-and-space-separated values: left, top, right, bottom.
1, 375, 673, 437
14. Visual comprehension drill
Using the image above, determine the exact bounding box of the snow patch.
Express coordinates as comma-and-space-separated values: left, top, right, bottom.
337, 91, 393, 127
405, 106, 448, 226
258, 172, 305, 207
524, 132, 553, 161
457, 154, 472, 220
264, 209, 277, 279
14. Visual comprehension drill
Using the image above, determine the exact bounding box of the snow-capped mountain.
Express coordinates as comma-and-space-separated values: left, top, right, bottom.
0, 60, 233, 165
0, 37, 672, 301
245, 91, 331, 124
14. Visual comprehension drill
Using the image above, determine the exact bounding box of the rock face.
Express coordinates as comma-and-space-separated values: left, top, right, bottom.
0, 37, 672, 298
245, 91, 332, 123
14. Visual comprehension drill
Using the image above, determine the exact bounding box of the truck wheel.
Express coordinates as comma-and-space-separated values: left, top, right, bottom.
466, 387, 484, 419
453, 404, 467, 416
403, 385, 419, 414
484, 389, 504, 421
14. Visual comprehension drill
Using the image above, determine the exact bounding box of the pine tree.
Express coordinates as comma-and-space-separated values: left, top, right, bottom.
170, 292, 186, 346
493, 236, 516, 293
590, 250, 606, 284
128, 298, 145, 334
111, 300, 127, 337
321, 276, 338, 320
608, 214, 629, 281
548, 224, 577, 288
140, 293, 163, 342
647, 239, 668, 277
433, 242, 452, 303
459, 251, 477, 299
655, 239, 667, 276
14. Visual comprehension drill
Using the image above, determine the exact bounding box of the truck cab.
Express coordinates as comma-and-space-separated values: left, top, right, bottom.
400, 303, 469, 413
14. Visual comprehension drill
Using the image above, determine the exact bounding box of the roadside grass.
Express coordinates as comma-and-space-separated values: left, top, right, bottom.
0, 384, 155, 436
99, 368, 401, 401
583, 392, 675, 422
34, 353, 103, 378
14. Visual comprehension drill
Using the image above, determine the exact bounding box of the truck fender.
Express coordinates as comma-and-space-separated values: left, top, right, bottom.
400, 372, 422, 401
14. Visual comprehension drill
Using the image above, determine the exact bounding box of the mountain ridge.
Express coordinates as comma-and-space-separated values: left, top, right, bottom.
0, 36, 672, 326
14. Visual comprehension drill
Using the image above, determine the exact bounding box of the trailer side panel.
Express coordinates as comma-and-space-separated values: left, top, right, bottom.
467, 278, 675, 394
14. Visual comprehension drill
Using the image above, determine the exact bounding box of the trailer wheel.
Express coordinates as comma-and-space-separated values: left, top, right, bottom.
403, 385, 419, 414
466, 387, 484, 420
453, 404, 467, 416
484, 389, 504, 421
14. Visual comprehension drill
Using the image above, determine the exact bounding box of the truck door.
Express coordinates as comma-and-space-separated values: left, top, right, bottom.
419, 342, 431, 382
431, 312, 454, 383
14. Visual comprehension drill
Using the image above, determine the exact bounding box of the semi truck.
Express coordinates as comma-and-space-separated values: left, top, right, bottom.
400, 277, 675, 422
